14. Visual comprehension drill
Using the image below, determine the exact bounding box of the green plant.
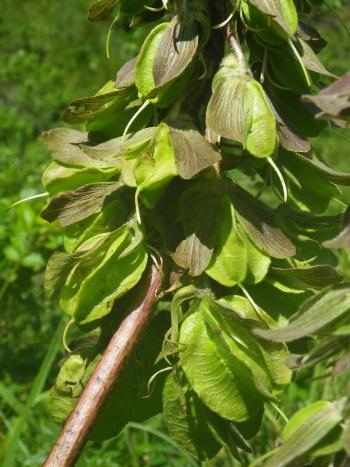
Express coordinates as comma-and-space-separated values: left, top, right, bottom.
39, 0, 350, 465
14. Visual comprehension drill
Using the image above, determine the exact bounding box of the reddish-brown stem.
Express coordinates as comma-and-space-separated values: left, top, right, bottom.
225, 23, 244, 64
44, 264, 163, 467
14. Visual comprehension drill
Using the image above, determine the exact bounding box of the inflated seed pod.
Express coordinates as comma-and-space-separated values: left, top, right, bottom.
206, 55, 277, 158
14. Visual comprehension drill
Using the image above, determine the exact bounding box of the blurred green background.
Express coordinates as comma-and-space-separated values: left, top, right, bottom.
0, 1, 349, 465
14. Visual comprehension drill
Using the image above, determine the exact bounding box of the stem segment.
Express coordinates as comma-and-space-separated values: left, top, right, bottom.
44, 264, 163, 467
225, 23, 244, 65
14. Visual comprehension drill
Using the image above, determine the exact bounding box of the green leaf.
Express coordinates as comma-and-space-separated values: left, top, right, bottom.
282, 401, 336, 439
172, 180, 220, 276
269, 86, 326, 138
46, 229, 124, 298
42, 162, 118, 195
86, 127, 155, 159
272, 102, 310, 153
169, 128, 221, 180
310, 426, 344, 458
206, 196, 271, 287
45, 251, 83, 298
64, 198, 129, 252
270, 265, 342, 291
269, 47, 311, 93
153, 16, 199, 89
41, 182, 121, 226
163, 373, 221, 461
204, 305, 277, 400
43, 126, 139, 171
269, 41, 333, 94
302, 70, 350, 121
88, 0, 117, 21
60, 225, 148, 323
292, 151, 350, 186
206, 56, 252, 146
62, 81, 135, 125
42, 128, 92, 167
280, 151, 340, 213
218, 294, 265, 324
135, 22, 170, 99
297, 22, 327, 54
179, 298, 265, 422
134, 123, 177, 208
299, 39, 336, 78
323, 206, 350, 251
115, 56, 137, 89
265, 400, 345, 467
254, 284, 350, 342
230, 184, 296, 259
214, 295, 292, 389
245, 0, 298, 37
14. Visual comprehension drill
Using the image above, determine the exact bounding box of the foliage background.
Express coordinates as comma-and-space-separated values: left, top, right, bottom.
0, 0, 349, 465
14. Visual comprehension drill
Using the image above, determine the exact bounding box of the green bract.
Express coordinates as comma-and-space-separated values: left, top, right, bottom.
206, 55, 277, 158
134, 123, 177, 208
242, 0, 298, 44
179, 298, 265, 422
135, 16, 198, 106
163, 373, 223, 460
60, 225, 148, 324
40, 1, 350, 464
206, 196, 271, 286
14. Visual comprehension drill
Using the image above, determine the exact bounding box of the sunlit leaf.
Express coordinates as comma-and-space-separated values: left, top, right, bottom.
169, 128, 221, 180
153, 16, 199, 88
245, 0, 298, 37
270, 265, 342, 291
163, 373, 221, 460
60, 225, 148, 323
255, 284, 350, 342
42, 162, 118, 195
41, 182, 121, 226
62, 81, 135, 124
265, 400, 345, 467
230, 184, 296, 259
214, 295, 292, 388
179, 298, 265, 422
134, 123, 177, 208
135, 22, 170, 99
115, 56, 137, 89
64, 198, 128, 252
206, 197, 271, 287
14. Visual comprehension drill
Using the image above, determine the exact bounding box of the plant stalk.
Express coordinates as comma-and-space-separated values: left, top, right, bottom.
225, 23, 244, 65
44, 264, 163, 467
